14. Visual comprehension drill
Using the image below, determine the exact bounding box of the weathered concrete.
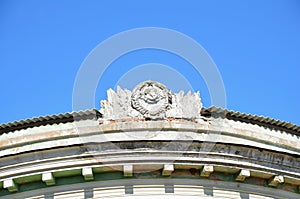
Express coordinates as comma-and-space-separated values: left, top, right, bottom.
101, 81, 202, 119
0, 81, 299, 198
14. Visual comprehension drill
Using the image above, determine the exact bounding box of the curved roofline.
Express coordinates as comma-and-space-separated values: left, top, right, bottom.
0, 107, 299, 135
201, 106, 300, 135
0, 109, 101, 134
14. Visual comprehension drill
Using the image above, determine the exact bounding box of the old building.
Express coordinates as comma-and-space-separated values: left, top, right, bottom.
0, 81, 299, 198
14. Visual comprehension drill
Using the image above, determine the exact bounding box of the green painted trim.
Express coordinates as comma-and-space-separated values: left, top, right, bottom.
0, 168, 299, 197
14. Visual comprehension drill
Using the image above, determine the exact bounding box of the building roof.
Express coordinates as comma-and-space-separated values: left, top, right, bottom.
0, 107, 299, 135
201, 106, 300, 135
0, 109, 101, 134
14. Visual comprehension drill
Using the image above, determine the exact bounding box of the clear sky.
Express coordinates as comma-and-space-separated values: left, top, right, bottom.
0, 0, 300, 125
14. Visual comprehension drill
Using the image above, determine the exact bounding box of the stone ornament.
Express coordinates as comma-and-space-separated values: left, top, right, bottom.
100, 80, 202, 120
131, 81, 171, 118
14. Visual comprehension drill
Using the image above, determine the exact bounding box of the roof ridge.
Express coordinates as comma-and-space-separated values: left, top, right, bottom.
0, 107, 299, 135
201, 106, 300, 134
0, 109, 101, 134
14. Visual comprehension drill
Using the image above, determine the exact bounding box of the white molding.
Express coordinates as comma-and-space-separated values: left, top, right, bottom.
200, 165, 214, 177
82, 167, 94, 181
42, 172, 56, 186
162, 164, 174, 176
268, 175, 284, 187
124, 165, 133, 177
3, 179, 18, 192
235, 169, 251, 182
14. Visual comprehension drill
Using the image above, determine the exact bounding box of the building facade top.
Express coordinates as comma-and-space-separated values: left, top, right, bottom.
0, 81, 299, 135
0, 81, 300, 198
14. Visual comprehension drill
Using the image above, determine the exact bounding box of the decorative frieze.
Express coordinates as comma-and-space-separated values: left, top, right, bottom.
100, 81, 202, 120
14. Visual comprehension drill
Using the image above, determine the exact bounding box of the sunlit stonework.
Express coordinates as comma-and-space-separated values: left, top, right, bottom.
0, 81, 300, 198
100, 80, 202, 120
131, 81, 171, 118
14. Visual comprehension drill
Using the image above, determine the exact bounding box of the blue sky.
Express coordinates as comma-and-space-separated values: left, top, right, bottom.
0, 0, 300, 125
